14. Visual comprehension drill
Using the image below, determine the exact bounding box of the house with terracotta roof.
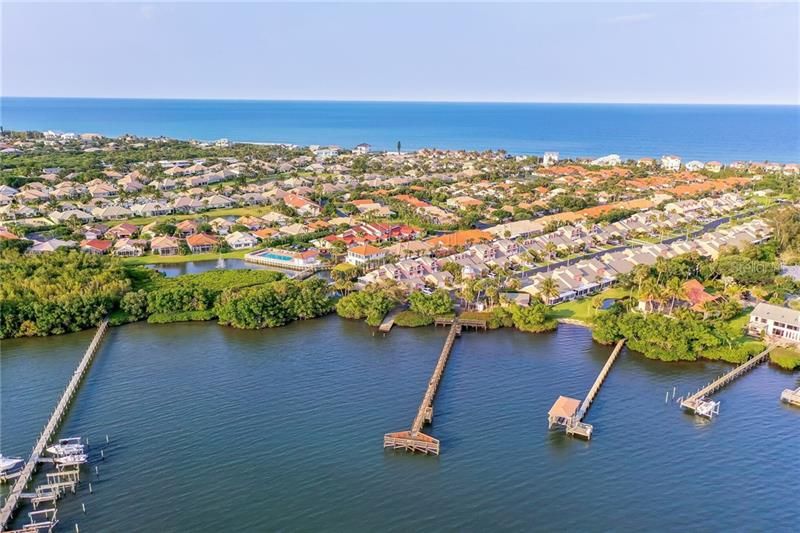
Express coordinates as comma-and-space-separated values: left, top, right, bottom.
80, 239, 113, 254
346, 244, 386, 266
425, 229, 492, 249
186, 233, 218, 253
176, 219, 200, 237
106, 223, 137, 240
150, 236, 180, 256
283, 193, 321, 216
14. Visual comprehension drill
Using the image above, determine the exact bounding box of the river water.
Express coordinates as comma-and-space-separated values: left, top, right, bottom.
1, 318, 798, 531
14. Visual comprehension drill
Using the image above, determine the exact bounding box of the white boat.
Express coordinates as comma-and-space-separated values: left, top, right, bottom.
54, 454, 88, 465
0, 454, 24, 481
46, 437, 85, 457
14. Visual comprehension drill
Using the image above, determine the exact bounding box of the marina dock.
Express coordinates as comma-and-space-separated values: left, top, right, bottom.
780, 386, 800, 407
0, 320, 109, 532
680, 345, 776, 418
548, 339, 626, 440
383, 320, 462, 455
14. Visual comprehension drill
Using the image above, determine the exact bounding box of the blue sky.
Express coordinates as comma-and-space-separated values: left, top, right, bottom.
2, 1, 798, 104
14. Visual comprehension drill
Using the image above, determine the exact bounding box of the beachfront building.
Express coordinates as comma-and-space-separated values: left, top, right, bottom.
353, 143, 371, 155
542, 151, 559, 167
661, 155, 681, 171
591, 154, 621, 166
748, 303, 800, 345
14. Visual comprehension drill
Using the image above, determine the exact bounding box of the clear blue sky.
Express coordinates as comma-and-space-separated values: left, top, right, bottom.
2, 1, 798, 104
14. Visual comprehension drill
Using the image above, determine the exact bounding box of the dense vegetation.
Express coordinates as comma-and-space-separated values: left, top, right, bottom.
0, 251, 334, 337
216, 278, 333, 328
336, 287, 399, 326
0, 250, 133, 337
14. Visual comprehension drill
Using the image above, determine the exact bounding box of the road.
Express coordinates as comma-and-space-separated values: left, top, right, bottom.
518, 207, 765, 283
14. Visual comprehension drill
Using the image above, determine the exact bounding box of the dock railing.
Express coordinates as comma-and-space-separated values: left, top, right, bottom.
0, 320, 109, 531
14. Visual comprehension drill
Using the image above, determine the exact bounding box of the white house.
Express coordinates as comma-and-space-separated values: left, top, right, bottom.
542, 151, 559, 167
661, 155, 682, 172
225, 231, 259, 250
353, 143, 371, 155
346, 244, 386, 266
748, 303, 800, 345
591, 154, 621, 166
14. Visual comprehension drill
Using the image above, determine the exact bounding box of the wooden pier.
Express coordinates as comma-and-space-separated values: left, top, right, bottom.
548, 339, 626, 440
434, 316, 487, 331
680, 344, 776, 418
0, 320, 109, 532
780, 386, 800, 407
378, 306, 405, 333
383, 320, 462, 455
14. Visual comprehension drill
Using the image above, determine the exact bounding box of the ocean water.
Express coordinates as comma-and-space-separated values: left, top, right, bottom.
2, 319, 798, 531
1, 97, 798, 162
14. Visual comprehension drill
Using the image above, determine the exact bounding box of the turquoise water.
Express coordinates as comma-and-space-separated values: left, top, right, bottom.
256, 251, 293, 261
2, 319, 798, 531
2, 98, 798, 162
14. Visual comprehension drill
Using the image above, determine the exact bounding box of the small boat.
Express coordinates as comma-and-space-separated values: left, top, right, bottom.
54, 454, 88, 465
0, 454, 24, 481
46, 437, 85, 457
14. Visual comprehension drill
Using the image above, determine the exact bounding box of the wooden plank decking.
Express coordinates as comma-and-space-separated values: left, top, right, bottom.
0, 320, 109, 532
384, 320, 462, 455
680, 344, 776, 417
550, 339, 626, 440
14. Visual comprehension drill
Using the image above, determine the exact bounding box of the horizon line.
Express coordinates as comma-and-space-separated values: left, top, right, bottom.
3, 95, 798, 107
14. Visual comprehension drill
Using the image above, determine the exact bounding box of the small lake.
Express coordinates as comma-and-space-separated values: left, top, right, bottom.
2, 319, 798, 531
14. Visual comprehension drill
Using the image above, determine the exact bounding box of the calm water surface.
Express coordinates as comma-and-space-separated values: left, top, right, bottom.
2, 98, 799, 162
1, 319, 798, 531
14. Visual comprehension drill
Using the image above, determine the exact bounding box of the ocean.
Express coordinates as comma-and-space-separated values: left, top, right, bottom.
1, 97, 798, 163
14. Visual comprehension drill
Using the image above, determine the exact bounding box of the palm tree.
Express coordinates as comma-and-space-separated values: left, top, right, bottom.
663, 277, 685, 315
538, 277, 560, 304
544, 242, 558, 270
639, 278, 662, 314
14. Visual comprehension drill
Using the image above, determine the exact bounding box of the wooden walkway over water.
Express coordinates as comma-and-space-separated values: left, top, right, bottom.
549, 339, 626, 440
680, 344, 776, 418
383, 320, 462, 455
0, 320, 109, 532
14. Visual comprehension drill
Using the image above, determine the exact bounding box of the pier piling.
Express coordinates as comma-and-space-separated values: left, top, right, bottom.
0, 320, 109, 531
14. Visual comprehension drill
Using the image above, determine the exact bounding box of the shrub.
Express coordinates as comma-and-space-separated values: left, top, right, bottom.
394, 310, 433, 327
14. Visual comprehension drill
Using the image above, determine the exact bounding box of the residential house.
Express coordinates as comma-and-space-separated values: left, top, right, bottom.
748, 303, 800, 345
225, 231, 258, 250
150, 236, 180, 256
186, 233, 218, 253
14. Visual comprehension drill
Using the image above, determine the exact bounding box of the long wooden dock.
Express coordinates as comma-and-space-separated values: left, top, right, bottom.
549, 339, 625, 440
0, 320, 109, 532
383, 320, 461, 455
680, 344, 776, 418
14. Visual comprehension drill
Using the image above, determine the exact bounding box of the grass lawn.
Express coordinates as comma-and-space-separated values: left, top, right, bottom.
122, 248, 251, 265
770, 346, 800, 370
124, 206, 275, 226
548, 287, 628, 323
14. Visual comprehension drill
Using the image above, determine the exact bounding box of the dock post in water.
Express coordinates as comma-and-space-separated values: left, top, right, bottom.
680, 345, 776, 418
383, 320, 462, 455
0, 320, 109, 532
548, 339, 626, 440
